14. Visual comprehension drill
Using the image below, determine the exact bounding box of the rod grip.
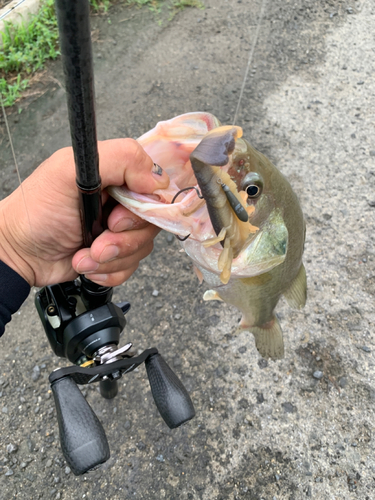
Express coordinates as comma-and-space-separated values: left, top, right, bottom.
51, 377, 110, 475
145, 353, 195, 429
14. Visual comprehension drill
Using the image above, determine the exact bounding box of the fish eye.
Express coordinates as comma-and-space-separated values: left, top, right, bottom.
241, 172, 263, 199
246, 184, 261, 197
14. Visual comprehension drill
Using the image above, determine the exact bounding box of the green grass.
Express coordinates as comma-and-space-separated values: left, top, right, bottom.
0, 0, 202, 107
0, 0, 58, 106
168, 0, 203, 20
0, 0, 110, 107
124, 0, 203, 16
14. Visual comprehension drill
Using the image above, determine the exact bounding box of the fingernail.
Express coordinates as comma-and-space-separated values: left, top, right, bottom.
99, 245, 119, 263
113, 217, 134, 232
86, 273, 108, 283
152, 162, 163, 176
76, 257, 99, 273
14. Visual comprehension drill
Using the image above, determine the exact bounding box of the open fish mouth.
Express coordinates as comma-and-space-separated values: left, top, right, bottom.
108, 112, 228, 241
108, 112, 288, 280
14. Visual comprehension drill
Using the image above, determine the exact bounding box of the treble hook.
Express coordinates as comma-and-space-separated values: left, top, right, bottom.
170, 186, 204, 241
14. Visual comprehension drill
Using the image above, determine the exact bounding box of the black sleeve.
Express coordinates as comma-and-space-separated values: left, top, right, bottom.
0, 260, 31, 337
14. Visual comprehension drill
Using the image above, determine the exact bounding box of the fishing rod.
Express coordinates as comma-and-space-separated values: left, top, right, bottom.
35, 0, 194, 476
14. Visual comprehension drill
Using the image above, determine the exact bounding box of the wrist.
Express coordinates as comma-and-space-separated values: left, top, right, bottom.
0, 197, 35, 287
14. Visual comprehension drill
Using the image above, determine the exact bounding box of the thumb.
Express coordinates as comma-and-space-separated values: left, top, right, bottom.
98, 138, 169, 193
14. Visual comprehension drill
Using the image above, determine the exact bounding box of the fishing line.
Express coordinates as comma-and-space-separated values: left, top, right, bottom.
1, 95, 44, 283
233, 0, 267, 125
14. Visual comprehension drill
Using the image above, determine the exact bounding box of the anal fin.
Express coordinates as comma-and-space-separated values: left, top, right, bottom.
249, 316, 284, 360
283, 263, 307, 309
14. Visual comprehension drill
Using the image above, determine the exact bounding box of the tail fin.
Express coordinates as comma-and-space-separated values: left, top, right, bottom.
250, 316, 284, 360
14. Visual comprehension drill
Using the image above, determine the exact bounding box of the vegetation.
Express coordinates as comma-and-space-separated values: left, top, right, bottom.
124, 0, 203, 14
0, 0, 113, 106
0, 0, 203, 106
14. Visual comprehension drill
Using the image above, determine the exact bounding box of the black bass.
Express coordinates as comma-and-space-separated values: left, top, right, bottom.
108, 112, 306, 359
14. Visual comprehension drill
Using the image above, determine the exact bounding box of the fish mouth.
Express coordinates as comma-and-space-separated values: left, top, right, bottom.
108, 114, 229, 240
107, 182, 210, 239
145, 193, 162, 202
107, 112, 287, 280
108, 128, 248, 241
108, 179, 287, 279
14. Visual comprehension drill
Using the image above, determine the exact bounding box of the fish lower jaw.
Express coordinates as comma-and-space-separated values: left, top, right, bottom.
183, 236, 284, 281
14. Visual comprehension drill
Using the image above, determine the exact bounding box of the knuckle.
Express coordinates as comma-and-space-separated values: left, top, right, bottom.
121, 139, 148, 168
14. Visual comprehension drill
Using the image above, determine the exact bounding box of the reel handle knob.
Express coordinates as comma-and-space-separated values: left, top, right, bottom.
51, 377, 110, 475
145, 353, 195, 429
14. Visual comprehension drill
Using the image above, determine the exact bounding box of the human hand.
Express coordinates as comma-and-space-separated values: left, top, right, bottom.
0, 139, 169, 287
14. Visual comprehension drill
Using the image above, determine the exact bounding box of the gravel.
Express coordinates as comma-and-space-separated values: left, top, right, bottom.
1, 0, 375, 498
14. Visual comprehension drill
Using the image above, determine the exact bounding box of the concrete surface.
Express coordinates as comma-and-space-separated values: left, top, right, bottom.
0, 0, 374, 499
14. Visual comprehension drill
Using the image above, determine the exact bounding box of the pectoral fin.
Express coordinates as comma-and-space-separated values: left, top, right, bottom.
283, 263, 307, 309
249, 316, 284, 360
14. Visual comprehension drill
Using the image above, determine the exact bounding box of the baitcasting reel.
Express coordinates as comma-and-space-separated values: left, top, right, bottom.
35, 276, 195, 475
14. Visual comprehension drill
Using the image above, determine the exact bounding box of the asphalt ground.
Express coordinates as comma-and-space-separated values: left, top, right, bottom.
0, 0, 374, 499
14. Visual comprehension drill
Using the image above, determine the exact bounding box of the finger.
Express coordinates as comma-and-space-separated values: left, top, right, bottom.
87, 264, 140, 287
73, 239, 153, 281
72, 225, 160, 273
97, 139, 169, 192
84, 238, 155, 286
91, 225, 160, 263
85, 239, 153, 275
106, 203, 150, 232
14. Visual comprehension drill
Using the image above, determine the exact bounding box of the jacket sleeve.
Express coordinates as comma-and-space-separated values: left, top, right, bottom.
0, 260, 31, 337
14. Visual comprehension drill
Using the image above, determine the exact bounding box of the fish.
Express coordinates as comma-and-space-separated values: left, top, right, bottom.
108, 112, 306, 360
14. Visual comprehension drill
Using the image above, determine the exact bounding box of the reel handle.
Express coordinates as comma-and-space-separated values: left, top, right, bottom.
145, 353, 195, 429
51, 377, 110, 475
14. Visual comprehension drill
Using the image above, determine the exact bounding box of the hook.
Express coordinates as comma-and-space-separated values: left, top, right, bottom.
171, 186, 203, 205
171, 186, 204, 241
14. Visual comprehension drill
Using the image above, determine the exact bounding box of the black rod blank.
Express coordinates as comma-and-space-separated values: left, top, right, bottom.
55, 0, 103, 246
